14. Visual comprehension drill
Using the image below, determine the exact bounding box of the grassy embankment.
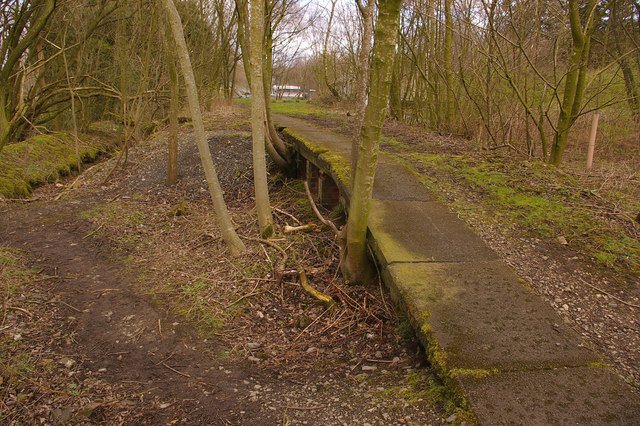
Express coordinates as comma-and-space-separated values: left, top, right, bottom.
0, 123, 119, 199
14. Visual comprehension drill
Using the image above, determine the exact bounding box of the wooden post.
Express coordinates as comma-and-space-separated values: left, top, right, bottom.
586, 113, 600, 170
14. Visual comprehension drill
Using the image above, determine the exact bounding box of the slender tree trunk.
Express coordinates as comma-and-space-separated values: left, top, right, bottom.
262, 24, 291, 163
443, 0, 456, 130
117, 1, 130, 166
249, 0, 275, 237
162, 0, 246, 255
343, 0, 403, 284
351, 0, 375, 177
162, 19, 179, 185
322, 0, 341, 100
551, 0, 599, 166
62, 36, 81, 171
235, 0, 289, 169
611, 0, 640, 120
389, 42, 403, 120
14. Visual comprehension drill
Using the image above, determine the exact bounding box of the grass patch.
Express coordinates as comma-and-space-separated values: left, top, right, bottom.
0, 129, 118, 199
235, 98, 327, 117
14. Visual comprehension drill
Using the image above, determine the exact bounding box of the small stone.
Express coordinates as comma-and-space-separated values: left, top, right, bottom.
446, 414, 458, 423
562, 304, 569, 311
557, 236, 568, 245
306, 347, 317, 353
361, 365, 377, 371
248, 356, 261, 362
98, 367, 107, 372
246, 342, 261, 349
392, 357, 400, 363
256, 311, 264, 319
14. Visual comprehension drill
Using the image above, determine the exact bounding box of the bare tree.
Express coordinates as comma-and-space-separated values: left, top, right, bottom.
162, 0, 246, 255
343, 0, 403, 284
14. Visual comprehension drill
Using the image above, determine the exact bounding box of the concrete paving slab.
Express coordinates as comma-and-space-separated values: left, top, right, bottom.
373, 159, 434, 201
384, 261, 598, 371
458, 366, 640, 424
278, 117, 351, 156
368, 200, 498, 265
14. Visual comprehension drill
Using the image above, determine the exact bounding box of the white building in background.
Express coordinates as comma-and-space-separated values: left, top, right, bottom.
271, 85, 303, 99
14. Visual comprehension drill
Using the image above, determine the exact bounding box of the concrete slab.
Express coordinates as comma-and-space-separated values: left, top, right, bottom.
280, 120, 351, 156
459, 366, 640, 425
368, 200, 498, 265
373, 159, 434, 201
384, 261, 598, 371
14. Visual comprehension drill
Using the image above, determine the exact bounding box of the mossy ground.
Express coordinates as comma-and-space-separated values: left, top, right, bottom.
0, 128, 118, 199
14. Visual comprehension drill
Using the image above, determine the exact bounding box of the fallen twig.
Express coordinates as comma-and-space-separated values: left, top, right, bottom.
368, 244, 392, 319
580, 278, 640, 309
48, 299, 83, 313
161, 362, 191, 378
294, 308, 329, 342
83, 223, 104, 239
0, 197, 40, 203
6, 306, 33, 317
242, 236, 289, 288
285, 405, 327, 411
224, 281, 261, 309
273, 207, 302, 225
303, 181, 339, 235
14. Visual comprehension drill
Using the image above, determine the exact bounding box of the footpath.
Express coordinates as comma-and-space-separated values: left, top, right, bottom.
274, 114, 640, 424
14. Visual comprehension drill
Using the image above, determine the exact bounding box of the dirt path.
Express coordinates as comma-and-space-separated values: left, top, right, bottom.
1, 199, 267, 423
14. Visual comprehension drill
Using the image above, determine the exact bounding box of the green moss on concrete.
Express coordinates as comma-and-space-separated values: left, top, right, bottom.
450, 368, 499, 379
0, 130, 117, 199
322, 151, 351, 187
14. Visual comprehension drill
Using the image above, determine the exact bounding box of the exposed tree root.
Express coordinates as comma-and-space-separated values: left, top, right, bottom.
299, 269, 337, 310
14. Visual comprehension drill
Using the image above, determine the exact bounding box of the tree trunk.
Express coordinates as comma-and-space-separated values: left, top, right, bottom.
162, 0, 246, 255
550, 0, 599, 166
249, 0, 275, 238
322, 0, 342, 100
343, 0, 403, 284
443, 0, 456, 130
611, 0, 640, 120
262, 23, 291, 163
162, 18, 179, 185
235, 0, 290, 169
351, 0, 375, 177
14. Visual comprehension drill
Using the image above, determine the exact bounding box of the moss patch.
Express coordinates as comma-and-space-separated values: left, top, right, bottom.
0, 130, 118, 199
